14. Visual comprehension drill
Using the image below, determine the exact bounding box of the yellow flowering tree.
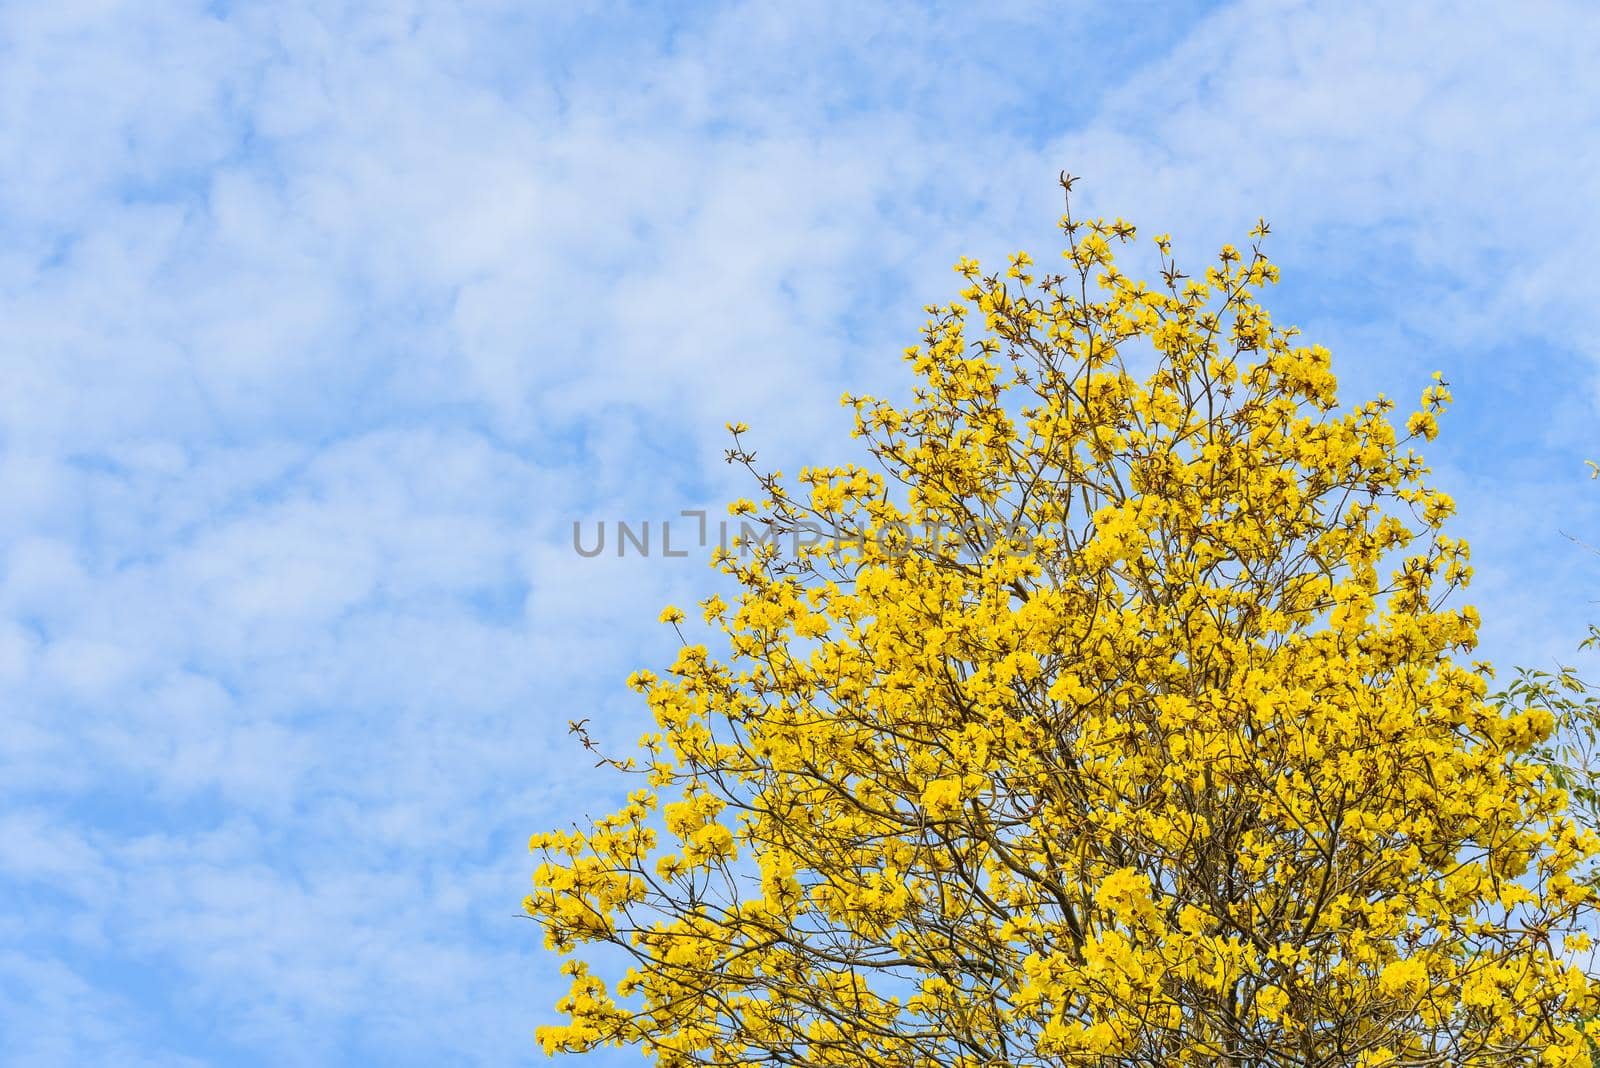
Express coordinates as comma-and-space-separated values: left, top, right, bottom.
527, 177, 1600, 1066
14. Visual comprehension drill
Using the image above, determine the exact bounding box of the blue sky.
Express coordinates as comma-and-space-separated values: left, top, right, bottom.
2, 1, 1599, 1064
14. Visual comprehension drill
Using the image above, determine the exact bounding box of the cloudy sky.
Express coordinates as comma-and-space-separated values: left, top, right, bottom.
3, 1, 1598, 1064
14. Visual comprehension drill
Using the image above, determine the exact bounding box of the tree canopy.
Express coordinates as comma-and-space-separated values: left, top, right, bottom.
527, 178, 1600, 1067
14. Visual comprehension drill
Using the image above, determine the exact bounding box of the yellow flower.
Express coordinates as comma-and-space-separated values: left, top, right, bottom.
526, 188, 1596, 1067
920, 778, 963, 819
1406, 410, 1438, 440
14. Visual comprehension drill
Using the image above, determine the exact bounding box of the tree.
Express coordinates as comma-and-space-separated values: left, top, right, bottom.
1515, 628, 1600, 841
526, 176, 1600, 1066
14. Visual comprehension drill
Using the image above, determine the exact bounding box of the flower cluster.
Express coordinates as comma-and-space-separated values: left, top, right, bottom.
526, 187, 1599, 1066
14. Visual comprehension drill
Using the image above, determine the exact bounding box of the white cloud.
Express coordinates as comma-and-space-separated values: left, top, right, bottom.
1056, 0, 1600, 346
